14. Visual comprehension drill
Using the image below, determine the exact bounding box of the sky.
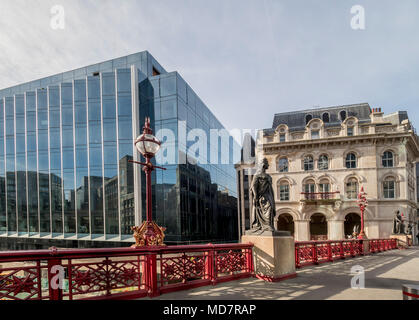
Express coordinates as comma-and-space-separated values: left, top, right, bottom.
0, 0, 419, 132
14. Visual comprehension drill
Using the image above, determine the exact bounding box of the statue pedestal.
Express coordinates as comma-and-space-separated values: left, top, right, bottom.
390, 234, 411, 248
242, 234, 296, 282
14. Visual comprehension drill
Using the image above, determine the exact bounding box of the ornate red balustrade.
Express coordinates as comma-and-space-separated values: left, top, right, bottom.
295, 239, 397, 268
0, 243, 253, 300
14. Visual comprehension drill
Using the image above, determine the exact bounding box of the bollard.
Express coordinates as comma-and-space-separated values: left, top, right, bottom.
402, 284, 419, 300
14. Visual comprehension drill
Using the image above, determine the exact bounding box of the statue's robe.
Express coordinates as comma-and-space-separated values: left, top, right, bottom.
250, 172, 275, 232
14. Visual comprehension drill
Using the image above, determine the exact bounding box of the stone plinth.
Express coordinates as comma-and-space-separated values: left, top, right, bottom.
242, 234, 296, 282
390, 234, 411, 248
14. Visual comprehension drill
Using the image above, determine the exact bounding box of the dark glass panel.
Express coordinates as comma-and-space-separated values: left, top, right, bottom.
88, 122, 102, 144
160, 75, 176, 97
103, 119, 116, 142
38, 172, 50, 233
89, 168, 103, 235
62, 108, 73, 126
26, 113, 36, 132
117, 70, 131, 93
117, 95, 132, 117
103, 98, 116, 119
51, 172, 63, 233
49, 127, 61, 150
76, 169, 89, 234
118, 117, 132, 140
88, 101, 101, 121
27, 170, 38, 233
102, 72, 116, 96
62, 127, 73, 148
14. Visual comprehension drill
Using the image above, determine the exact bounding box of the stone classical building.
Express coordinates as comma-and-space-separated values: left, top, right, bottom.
247, 103, 419, 242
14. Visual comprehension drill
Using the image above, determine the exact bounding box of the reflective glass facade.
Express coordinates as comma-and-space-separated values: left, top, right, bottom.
0, 51, 238, 247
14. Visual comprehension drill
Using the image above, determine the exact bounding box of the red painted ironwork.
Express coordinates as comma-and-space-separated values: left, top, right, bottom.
295, 238, 398, 268
357, 186, 368, 239
0, 243, 253, 300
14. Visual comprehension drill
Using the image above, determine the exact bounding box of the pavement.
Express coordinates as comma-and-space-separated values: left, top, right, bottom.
147, 247, 419, 300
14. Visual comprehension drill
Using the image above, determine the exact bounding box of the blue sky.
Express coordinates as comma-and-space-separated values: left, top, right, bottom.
0, 0, 418, 132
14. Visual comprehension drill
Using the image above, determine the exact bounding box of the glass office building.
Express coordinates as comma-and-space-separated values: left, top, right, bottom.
0, 51, 238, 249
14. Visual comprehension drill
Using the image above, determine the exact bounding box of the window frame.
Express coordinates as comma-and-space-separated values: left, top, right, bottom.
318, 154, 329, 170
346, 178, 358, 199
345, 153, 357, 169
303, 155, 314, 171
382, 151, 394, 168
278, 157, 289, 173
383, 178, 396, 199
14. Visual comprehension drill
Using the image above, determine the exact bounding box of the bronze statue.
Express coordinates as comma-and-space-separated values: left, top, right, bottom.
392, 211, 406, 235
246, 158, 288, 236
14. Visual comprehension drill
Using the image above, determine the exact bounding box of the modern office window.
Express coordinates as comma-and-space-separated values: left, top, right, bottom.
346, 178, 358, 199
382, 151, 394, 168
345, 153, 357, 169
278, 158, 288, 172
318, 155, 329, 170
383, 178, 396, 199
303, 156, 314, 171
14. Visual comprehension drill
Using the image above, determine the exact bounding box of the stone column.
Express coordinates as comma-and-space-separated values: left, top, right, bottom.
294, 219, 310, 241
328, 220, 345, 240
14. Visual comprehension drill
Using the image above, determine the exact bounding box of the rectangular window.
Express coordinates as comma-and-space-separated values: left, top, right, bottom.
280, 134, 286, 142
384, 181, 395, 199
347, 127, 354, 136
311, 131, 319, 139
279, 184, 289, 201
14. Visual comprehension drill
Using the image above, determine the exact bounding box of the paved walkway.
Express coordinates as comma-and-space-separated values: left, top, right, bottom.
150, 247, 419, 300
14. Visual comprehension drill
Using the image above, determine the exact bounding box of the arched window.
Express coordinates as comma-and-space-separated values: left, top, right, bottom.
383, 177, 396, 199
382, 151, 394, 167
318, 155, 329, 170
278, 181, 290, 201
303, 156, 314, 171
305, 114, 313, 125
322, 113, 330, 123
278, 158, 288, 172
318, 179, 330, 193
346, 178, 358, 199
303, 179, 316, 197
345, 153, 357, 169
340, 110, 347, 122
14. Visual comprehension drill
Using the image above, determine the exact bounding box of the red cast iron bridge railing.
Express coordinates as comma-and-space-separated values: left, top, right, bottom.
295, 238, 398, 268
0, 243, 253, 300
0, 239, 400, 300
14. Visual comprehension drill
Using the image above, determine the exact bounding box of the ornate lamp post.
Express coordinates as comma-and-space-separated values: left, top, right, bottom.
130, 117, 166, 247
357, 186, 368, 239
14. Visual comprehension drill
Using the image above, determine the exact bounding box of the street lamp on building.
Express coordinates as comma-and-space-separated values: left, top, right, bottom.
129, 117, 166, 247
357, 186, 368, 239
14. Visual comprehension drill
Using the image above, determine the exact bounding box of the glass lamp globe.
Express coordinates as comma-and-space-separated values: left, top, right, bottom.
135, 133, 161, 157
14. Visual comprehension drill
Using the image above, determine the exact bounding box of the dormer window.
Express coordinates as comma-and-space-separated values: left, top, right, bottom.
347, 127, 354, 136
311, 130, 319, 139
322, 113, 330, 123
339, 110, 347, 122
280, 134, 286, 142
305, 114, 313, 125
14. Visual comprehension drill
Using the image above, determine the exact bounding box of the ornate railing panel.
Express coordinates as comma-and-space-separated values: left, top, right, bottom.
295, 239, 398, 268
0, 243, 254, 300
